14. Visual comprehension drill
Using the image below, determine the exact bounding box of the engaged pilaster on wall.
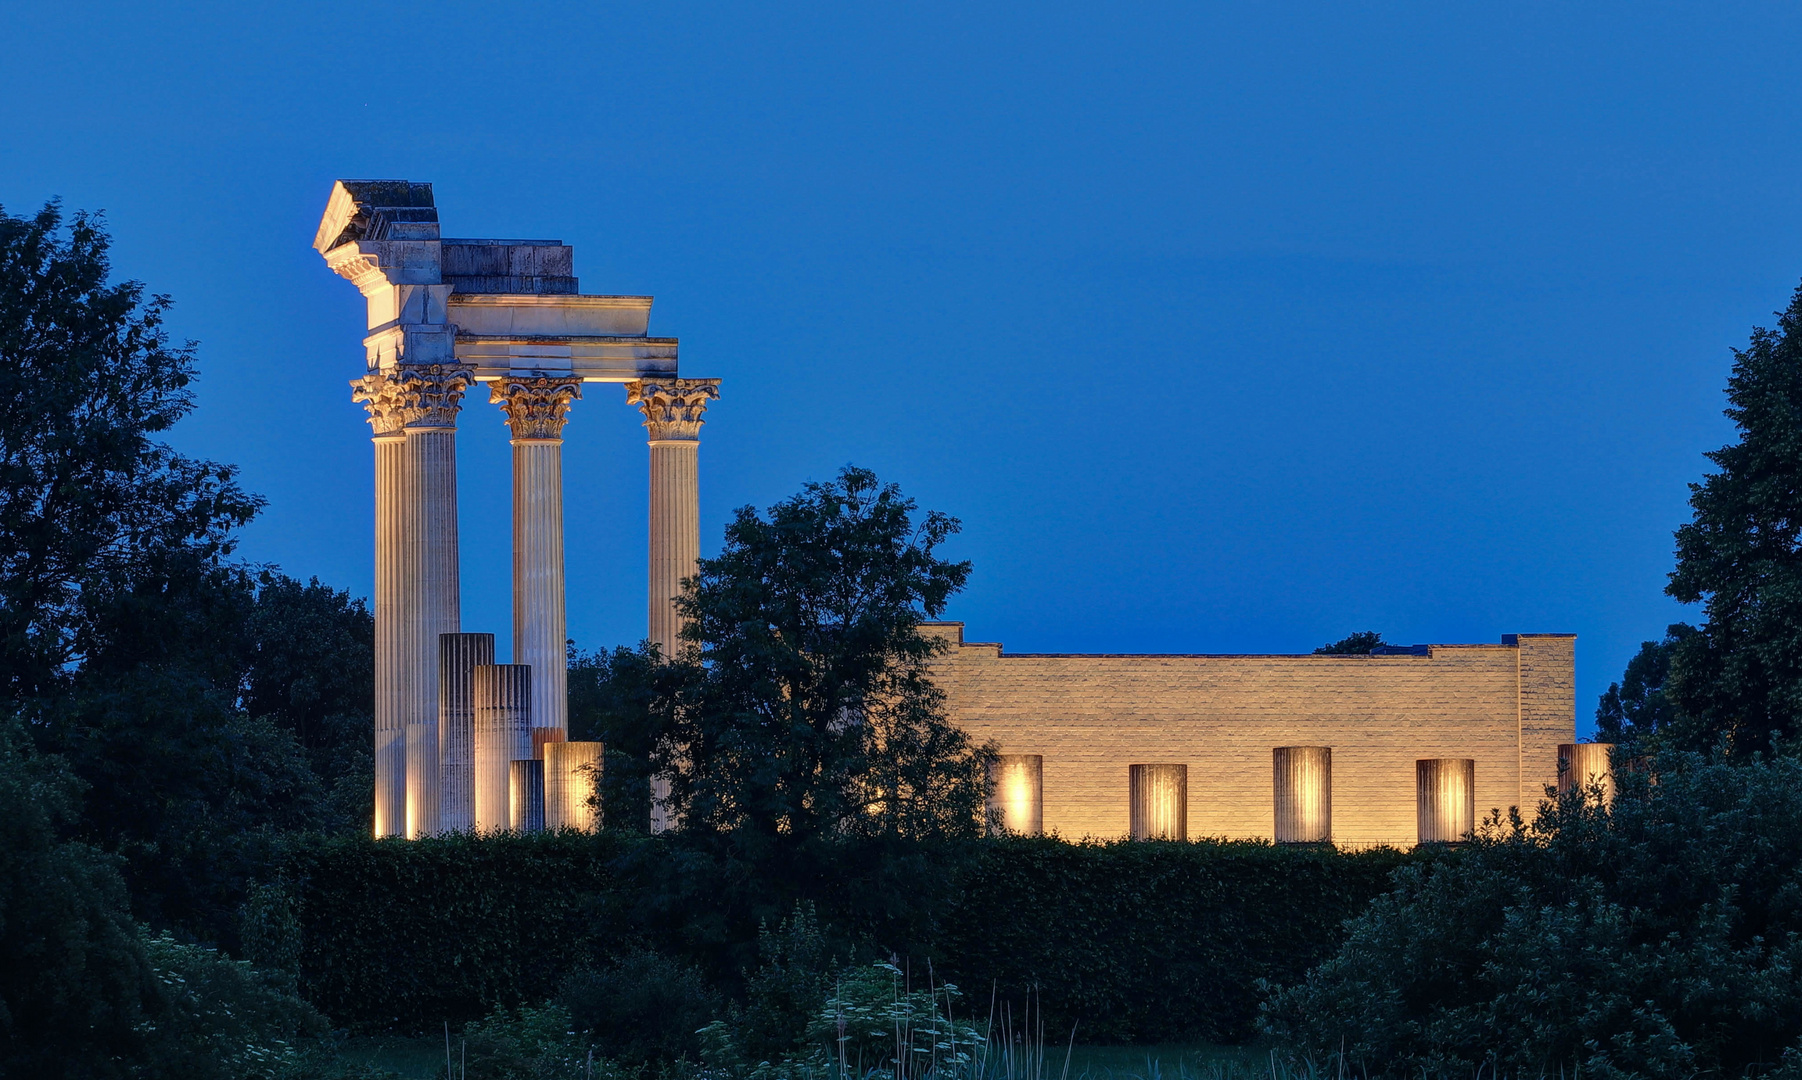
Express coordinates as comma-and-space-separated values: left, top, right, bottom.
1273, 747, 1332, 844
1417, 758, 1476, 844
493, 377, 581, 745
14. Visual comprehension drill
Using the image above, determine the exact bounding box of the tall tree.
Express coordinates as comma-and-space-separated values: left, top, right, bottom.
1666, 282, 1802, 756
0, 202, 261, 701
662, 466, 994, 845
1595, 624, 1697, 747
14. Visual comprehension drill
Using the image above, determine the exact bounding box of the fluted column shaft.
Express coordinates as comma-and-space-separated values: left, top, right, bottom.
492, 378, 580, 745
627, 379, 720, 835
439, 632, 496, 832
474, 664, 533, 833
513, 439, 568, 737
627, 379, 720, 658
648, 441, 700, 656
371, 432, 407, 837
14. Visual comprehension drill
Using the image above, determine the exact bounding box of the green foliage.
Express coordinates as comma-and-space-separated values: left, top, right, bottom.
1665, 281, 1802, 755
569, 642, 684, 835
1594, 623, 1697, 747
1312, 632, 1385, 655
731, 904, 840, 1065
136, 932, 334, 1080
1261, 753, 1802, 1078
455, 1003, 608, 1080
562, 949, 719, 1065
0, 719, 152, 1078
937, 837, 1409, 1044
667, 466, 992, 846
806, 963, 986, 1080
267, 831, 1407, 1044
0, 200, 262, 701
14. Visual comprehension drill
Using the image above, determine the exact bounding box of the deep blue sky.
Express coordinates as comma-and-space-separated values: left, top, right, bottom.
5, 3, 1798, 735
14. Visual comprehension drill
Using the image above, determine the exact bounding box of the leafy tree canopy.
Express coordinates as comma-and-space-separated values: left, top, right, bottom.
569, 640, 686, 834
0, 201, 262, 701
1664, 282, 1802, 755
1595, 623, 1697, 747
1314, 631, 1386, 655
662, 466, 994, 847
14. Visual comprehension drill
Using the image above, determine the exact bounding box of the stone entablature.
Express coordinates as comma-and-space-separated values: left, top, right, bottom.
314, 180, 676, 382
925, 624, 1576, 848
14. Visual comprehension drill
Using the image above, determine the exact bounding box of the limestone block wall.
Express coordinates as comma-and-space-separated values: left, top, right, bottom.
924, 624, 1576, 848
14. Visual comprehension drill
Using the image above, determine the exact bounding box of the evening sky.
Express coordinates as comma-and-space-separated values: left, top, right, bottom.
6, 2, 1801, 735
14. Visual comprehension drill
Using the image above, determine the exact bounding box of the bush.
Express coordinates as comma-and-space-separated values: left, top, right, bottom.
265, 831, 1409, 1044
562, 950, 719, 1065
455, 1003, 606, 1080
1261, 753, 1802, 1078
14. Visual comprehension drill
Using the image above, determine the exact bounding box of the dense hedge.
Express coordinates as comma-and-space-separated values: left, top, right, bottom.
938, 839, 1413, 1042
263, 833, 1412, 1043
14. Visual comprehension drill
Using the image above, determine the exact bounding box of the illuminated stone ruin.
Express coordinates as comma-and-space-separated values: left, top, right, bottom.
316, 180, 715, 837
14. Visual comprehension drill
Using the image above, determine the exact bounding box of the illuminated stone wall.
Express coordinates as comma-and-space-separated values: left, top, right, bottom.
926, 624, 1575, 848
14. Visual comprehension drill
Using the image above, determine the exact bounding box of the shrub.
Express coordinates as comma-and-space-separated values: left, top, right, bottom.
562, 950, 719, 1065
1261, 753, 1802, 1078
267, 831, 1408, 1043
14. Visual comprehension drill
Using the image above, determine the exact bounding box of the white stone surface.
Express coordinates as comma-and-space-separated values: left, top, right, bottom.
492, 378, 580, 742
545, 741, 603, 832
438, 632, 495, 833
474, 664, 533, 834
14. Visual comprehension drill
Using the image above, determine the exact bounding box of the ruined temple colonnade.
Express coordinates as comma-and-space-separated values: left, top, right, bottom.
318, 180, 717, 838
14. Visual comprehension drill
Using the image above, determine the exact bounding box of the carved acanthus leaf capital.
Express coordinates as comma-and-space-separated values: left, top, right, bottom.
397, 364, 476, 428
626, 378, 721, 441
350, 373, 410, 436
491, 377, 583, 440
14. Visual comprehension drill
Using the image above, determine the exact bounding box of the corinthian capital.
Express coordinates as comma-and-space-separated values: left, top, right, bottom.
490, 376, 583, 440
397, 364, 476, 429
626, 378, 721, 441
350, 373, 410, 436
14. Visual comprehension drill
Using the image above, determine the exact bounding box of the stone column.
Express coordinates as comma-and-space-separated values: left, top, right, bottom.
352, 374, 411, 838
493, 377, 581, 745
1557, 743, 1615, 804
1129, 764, 1188, 841
400, 365, 473, 839
546, 741, 604, 832
473, 664, 533, 833
510, 759, 546, 832
627, 379, 720, 835
1417, 758, 1476, 844
626, 379, 721, 656
438, 632, 496, 833
988, 754, 1043, 836
1273, 746, 1332, 843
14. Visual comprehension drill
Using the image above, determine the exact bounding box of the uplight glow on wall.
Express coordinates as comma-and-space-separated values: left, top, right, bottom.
989, 754, 1043, 835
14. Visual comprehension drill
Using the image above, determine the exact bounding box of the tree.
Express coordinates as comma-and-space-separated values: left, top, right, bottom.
0, 202, 261, 701
1314, 631, 1386, 655
1665, 282, 1802, 756
1595, 624, 1697, 746
662, 466, 993, 845
0, 720, 153, 1079
568, 641, 689, 834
